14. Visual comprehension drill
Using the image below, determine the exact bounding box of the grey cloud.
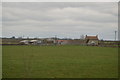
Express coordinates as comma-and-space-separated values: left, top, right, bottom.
3, 2, 117, 16
2, 2, 118, 40
3, 3, 117, 23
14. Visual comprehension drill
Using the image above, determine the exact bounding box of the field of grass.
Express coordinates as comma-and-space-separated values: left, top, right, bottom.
2, 45, 118, 78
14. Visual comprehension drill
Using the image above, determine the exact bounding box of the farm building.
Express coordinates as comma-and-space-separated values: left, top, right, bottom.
45, 38, 56, 44
29, 40, 42, 45
19, 40, 42, 45
85, 35, 99, 45
57, 40, 69, 45
56, 40, 84, 45
19, 40, 29, 45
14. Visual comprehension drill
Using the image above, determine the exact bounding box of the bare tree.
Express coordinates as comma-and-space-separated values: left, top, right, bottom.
80, 35, 85, 40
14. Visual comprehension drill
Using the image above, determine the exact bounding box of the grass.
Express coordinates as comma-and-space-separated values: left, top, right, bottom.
2, 45, 118, 78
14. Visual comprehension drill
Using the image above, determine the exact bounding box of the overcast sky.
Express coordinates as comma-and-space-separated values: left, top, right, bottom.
2, 2, 118, 40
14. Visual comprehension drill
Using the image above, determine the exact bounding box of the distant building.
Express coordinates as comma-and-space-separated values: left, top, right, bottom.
19, 40, 42, 45
85, 35, 99, 45
29, 40, 41, 45
57, 40, 68, 45
46, 38, 56, 44
19, 40, 29, 45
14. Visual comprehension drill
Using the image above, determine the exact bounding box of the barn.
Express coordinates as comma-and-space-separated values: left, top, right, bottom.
85, 35, 99, 46
19, 40, 29, 45
19, 40, 42, 45
29, 40, 41, 45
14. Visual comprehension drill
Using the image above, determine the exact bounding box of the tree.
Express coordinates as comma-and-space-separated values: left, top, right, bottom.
11, 36, 15, 39
80, 35, 85, 40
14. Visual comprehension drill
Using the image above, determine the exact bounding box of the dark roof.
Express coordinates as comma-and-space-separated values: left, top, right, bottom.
85, 35, 98, 40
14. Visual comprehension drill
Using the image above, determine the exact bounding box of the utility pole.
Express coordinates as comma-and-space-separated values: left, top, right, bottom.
115, 31, 117, 41
55, 35, 57, 45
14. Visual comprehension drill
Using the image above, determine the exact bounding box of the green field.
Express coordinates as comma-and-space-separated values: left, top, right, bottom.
2, 45, 118, 78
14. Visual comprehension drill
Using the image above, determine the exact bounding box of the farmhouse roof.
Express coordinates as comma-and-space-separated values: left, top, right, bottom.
85, 35, 98, 40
